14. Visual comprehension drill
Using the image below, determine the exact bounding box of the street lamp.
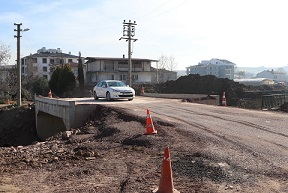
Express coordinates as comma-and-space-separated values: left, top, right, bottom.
14, 23, 29, 107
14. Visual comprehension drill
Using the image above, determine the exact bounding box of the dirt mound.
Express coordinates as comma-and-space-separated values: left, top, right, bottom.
280, 102, 288, 112
0, 103, 40, 147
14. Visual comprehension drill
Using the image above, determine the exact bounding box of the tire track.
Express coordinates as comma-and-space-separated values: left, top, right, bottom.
164, 104, 288, 138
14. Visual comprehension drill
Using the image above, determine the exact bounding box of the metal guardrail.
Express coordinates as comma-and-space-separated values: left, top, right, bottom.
261, 94, 288, 110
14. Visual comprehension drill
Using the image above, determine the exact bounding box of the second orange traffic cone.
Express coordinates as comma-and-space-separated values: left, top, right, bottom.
153, 147, 180, 193
48, 89, 52, 98
144, 109, 157, 135
222, 92, 227, 106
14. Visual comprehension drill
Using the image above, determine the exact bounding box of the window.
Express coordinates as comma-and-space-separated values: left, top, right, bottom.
68, 59, 73, 63
43, 67, 47, 72
111, 75, 114, 80
91, 74, 97, 82
120, 74, 126, 80
132, 74, 138, 80
50, 59, 54, 64
133, 62, 142, 68
118, 62, 128, 68
42, 58, 47, 63
43, 75, 48, 79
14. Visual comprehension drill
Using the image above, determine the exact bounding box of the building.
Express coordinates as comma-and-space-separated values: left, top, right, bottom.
186, 58, 235, 79
85, 56, 160, 86
151, 67, 178, 83
256, 69, 288, 82
21, 47, 83, 81
234, 78, 274, 86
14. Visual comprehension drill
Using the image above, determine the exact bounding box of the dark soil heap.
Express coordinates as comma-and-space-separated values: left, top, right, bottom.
0, 104, 40, 147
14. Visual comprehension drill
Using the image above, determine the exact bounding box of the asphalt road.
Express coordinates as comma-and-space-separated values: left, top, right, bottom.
75, 96, 288, 173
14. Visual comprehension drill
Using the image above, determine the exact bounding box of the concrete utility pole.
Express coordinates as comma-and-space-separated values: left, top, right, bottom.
119, 20, 137, 87
14, 23, 29, 107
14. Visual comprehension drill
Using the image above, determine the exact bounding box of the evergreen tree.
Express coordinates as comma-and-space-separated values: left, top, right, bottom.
32, 77, 49, 96
49, 64, 76, 97
77, 51, 84, 90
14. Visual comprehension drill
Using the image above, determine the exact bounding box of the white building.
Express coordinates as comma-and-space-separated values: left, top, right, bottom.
256, 69, 288, 82
21, 47, 82, 81
186, 58, 235, 79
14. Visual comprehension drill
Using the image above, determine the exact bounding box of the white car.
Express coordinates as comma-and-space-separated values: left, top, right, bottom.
93, 80, 135, 101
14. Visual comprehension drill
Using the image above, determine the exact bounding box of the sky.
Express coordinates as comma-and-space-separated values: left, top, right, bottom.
1, 0, 288, 70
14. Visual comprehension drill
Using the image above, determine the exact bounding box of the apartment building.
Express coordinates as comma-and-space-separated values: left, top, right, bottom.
186, 58, 235, 79
21, 47, 82, 81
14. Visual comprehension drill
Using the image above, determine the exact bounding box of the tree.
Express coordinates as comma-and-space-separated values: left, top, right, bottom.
77, 52, 84, 90
49, 64, 76, 97
0, 44, 11, 65
32, 77, 49, 96
157, 54, 177, 82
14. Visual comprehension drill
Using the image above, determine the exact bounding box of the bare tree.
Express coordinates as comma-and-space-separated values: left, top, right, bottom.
157, 54, 177, 82
167, 55, 177, 72
0, 44, 11, 65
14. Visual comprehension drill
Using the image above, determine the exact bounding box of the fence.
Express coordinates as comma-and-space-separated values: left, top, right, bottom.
261, 94, 288, 110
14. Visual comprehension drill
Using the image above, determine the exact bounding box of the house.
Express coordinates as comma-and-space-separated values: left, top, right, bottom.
150, 67, 178, 83
21, 47, 84, 81
256, 69, 288, 82
85, 56, 159, 86
186, 58, 235, 79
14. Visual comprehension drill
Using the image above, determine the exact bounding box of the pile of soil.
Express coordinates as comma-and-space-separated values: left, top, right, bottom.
0, 103, 40, 147
136, 74, 288, 109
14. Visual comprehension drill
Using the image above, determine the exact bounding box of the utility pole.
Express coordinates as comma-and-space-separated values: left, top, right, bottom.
14, 23, 29, 107
119, 20, 137, 87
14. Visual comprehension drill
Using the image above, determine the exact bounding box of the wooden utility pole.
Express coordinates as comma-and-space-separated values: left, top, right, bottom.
119, 20, 137, 86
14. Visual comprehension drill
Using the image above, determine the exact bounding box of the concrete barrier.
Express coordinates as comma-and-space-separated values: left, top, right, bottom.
35, 96, 96, 140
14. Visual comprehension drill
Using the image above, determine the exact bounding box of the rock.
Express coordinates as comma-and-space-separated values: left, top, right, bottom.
62, 131, 73, 140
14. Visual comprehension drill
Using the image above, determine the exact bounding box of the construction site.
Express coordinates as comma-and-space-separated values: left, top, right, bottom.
0, 75, 288, 192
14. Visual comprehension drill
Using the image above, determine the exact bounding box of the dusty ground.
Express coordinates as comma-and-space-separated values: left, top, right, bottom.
0, 102, 287, 193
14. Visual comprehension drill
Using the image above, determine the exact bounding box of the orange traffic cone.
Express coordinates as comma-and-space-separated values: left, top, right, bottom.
141, 86, 145, 95
153, 147, 180, 193
48, 90, 52, 98
7, 98, 10, 105
144, 109, 157, 135
222, 92, 227, 106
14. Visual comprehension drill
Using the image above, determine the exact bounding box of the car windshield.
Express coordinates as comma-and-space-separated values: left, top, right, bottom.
107, 81, 126, 87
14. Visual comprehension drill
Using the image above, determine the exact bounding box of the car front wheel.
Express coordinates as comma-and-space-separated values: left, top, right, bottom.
106, 92, 111, 101
93, 91, 98, 100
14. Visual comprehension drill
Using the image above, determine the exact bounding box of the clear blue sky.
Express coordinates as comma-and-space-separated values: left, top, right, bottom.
1, 0, 288, 70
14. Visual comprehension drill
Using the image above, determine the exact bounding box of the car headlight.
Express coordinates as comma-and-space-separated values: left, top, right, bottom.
112, 89, 120, 92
